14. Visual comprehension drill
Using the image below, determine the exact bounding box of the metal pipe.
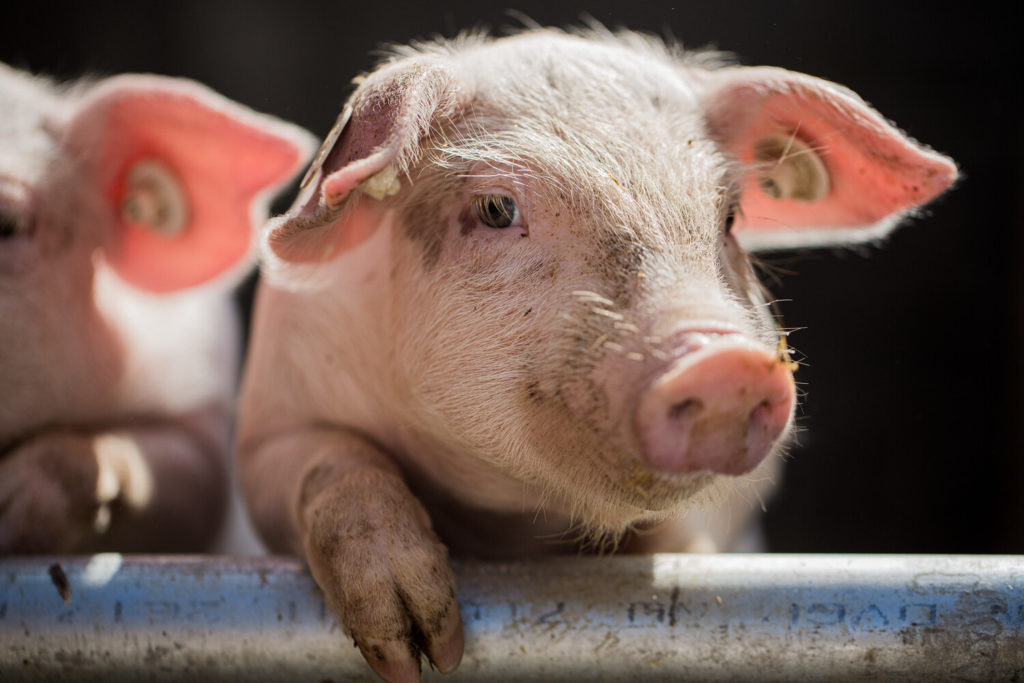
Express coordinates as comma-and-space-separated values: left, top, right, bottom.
2, 554, 1022, 681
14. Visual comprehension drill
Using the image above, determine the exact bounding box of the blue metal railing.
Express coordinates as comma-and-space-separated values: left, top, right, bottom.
2, 554, 1022, 680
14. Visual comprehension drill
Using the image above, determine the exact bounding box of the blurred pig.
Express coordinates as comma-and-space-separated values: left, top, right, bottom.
0, 64, 314, 553
238, 27, 956, 681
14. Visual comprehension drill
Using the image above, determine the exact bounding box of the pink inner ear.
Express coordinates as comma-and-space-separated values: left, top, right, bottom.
89, 88, 306, 292
321, 139, 399, 208
716, 83, 957, 236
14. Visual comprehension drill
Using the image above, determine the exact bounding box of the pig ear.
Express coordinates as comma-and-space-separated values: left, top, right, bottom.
264, 63, 453, 265
702, 67, 957, 251
67, 74, 316, 292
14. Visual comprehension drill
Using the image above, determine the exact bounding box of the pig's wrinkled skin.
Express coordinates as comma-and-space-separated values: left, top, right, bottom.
0, 64, 314, 553
238, 27, 956, 682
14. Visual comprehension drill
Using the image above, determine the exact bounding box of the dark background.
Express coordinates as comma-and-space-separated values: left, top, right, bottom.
3, 2, 1019, 554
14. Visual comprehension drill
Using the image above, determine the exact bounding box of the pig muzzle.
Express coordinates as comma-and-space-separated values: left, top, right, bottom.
634, 333, 795, 476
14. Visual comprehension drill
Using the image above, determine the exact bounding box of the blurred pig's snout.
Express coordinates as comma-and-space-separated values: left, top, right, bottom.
635, 343, 795, 476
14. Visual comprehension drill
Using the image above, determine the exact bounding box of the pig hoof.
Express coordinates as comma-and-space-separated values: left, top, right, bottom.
354, 639, 423, 683
0, 432, 104, 553
300, 468, 464, 681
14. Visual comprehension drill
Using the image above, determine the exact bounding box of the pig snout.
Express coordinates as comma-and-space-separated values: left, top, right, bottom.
635, 332, 795, 476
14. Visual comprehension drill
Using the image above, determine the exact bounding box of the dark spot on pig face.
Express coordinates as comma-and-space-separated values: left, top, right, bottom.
589, 230, 648, 310
457, 204, 476, 237
397, 169, 463, 269
525, 380, 542, 404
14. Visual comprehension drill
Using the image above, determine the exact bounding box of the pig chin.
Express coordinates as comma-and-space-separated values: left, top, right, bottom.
527, 435, 724, 540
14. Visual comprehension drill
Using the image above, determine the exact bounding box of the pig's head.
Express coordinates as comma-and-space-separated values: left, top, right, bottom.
0, 63, 313, 445
263, 29, 956, 536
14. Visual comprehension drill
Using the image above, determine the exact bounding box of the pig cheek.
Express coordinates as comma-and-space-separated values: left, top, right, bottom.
523, 338, 646, 503
718, 237, 773, 342
389, 240, 563, 455
537, 303, 634, 453
0, 240, 123, 435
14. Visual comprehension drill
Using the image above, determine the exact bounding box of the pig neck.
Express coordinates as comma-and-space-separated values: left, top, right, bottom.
388, 424, 567, 522
403, 462, 582, 557
254, 219, 400, 444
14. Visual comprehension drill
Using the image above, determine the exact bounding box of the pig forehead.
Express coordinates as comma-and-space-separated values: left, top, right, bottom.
0, 67, 64, 192
455, 34, 701, 116
436, 35, 725, 199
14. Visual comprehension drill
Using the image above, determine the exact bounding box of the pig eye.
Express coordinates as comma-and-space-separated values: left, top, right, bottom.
0, 214, 16, 239
0, 209, 24, 240
473, 195, 520, 229
723, 201, 741, 237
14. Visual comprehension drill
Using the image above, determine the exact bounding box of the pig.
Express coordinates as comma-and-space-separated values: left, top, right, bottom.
0, 63, 314, 553
237, 27, 957, 682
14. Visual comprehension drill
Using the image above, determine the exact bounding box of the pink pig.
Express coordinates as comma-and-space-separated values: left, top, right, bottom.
0, 64, 313, 553
238, 28, 956, 682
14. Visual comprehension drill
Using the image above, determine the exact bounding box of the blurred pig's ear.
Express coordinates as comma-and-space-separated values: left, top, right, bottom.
265, 63, 454, 265
67, 75, 316, 292
701, 67, 957, 251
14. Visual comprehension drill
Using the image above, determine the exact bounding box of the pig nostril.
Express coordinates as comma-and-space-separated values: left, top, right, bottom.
748, 400, 784, 439
668, 398, 702, 422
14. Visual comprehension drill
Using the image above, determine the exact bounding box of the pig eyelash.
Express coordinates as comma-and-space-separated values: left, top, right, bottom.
472, 194, 522, 229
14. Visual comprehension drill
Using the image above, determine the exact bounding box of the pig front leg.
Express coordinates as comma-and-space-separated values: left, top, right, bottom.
0, 409, 227, 553
241, 428, 464, 683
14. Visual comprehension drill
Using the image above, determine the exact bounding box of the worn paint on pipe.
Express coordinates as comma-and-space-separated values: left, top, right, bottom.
1, 554, 1022, 681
